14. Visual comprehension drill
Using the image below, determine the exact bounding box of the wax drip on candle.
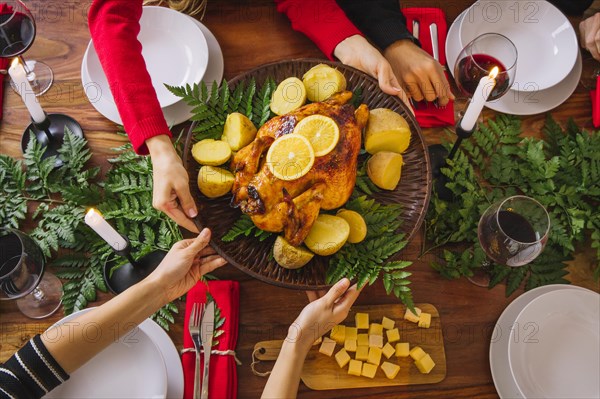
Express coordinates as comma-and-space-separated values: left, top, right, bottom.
84, 208, 128, 251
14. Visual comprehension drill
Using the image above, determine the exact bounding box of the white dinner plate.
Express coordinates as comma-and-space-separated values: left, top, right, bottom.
508, 288, 600, 398
489, 284, 593, 399
447, 10, 582, 116
81, 14, 223, 126
44, 308, 168, 398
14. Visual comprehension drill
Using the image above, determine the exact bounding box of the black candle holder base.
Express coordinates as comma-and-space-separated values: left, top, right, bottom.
103, 250, 167, 294
428, 144, 454, 201
21, 113, 84, 168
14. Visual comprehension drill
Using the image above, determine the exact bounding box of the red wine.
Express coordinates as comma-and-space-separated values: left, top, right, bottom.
497, 210, 537, 243
0, 11, 36, 57
455, 54, 510, 101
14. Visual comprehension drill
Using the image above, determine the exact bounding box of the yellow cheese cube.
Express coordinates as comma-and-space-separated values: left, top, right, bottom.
348, 359, 363, 376
335, 348, 351, 368
318, 337, 337, 357
368, 334, 384, 348
355, 345, 369, 361
355, 313, 369, 329
409, 346, 426, 361
395, 342, 410, 357
404, 307, 421, 323
386, 328, 400, 343
418, 312, 431, 328
357, 333, 369, 347
415, 353, 435, 374
330, 324, 346, 344
361, 362, 378, 379
345, 326, 358, 341
381, 361, 400, 379
368, 323, 383, 335
382, 342, 395, 359
381, 316, 395, 330
367, 346, 382, 365
344, 339, 357, 352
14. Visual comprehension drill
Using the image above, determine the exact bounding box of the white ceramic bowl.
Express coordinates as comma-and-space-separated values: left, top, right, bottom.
85, 6, 208, 108
460, 0, 577, 92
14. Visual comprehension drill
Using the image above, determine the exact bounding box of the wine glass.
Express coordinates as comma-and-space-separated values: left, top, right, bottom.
470, 195, 551, 287
454, 33, 518, 119
0, 228, 62, 318
0, 0, 53, 96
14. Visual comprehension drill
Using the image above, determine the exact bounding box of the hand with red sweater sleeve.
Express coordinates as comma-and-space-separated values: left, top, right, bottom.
88, 0, 199, 233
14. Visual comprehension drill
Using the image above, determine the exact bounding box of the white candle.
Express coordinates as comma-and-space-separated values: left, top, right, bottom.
84, 208, 128, 251
8, 58, 46, 124
460, 67, 499, 131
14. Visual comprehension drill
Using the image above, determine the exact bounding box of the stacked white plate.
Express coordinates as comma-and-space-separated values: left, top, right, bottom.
490, 285, 600, 398
81, 6, 224, 126
44, 308, 184, 399
447, 1, 582, 115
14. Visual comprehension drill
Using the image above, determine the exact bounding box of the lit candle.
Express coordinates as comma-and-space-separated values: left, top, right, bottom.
8, 58, 46, 124
460, 67, 499, 131
84, 208, 128, 251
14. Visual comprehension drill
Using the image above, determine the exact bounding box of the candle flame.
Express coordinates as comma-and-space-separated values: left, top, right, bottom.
489, 66, 499, 79
10, 58, 20, 68
86, 208, 103, 218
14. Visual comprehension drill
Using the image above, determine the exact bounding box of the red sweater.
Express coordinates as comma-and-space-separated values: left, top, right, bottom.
88, 0, 361, 154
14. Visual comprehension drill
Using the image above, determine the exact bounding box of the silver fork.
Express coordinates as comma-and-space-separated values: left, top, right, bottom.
188, 302, 204, 399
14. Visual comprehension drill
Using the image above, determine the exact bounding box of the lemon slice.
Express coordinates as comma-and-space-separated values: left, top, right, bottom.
293, 115, 340, 157
266, 133, 315, 181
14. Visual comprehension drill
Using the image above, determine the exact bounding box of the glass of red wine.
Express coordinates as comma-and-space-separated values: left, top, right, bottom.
0, 0, 53, 96
454, 33, 518, 119
471, 195, 550, 287
0, 229, 62, 318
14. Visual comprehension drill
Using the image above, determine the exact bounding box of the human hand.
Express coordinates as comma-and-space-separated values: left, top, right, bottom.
147, 228, 227, 303
334, 35, 412, 110
580, 13, 600, 60
146, 135, 199, 233
384, 39, 454, 106
289, 278, 361, 352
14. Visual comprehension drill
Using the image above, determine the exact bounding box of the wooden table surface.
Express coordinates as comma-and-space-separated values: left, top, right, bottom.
1, 1, 599, 398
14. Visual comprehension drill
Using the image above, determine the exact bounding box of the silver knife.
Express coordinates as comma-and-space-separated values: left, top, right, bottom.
200, 300, 215, 399
412, 19, 419, 40
430, 23, 439, 62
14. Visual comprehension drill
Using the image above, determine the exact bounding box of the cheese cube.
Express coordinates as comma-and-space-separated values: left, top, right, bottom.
355, 345, 369, 361
312, 337, 322, 346
404, 307, 421, 323
357, 333, 369, 347
345, 326, 358, 341
386, 328, 400, 343
330, 325, 346, 344
348, 359, 363, 376
395, 342, 410, 357
335, 348, 351, 368
381, 361, 400, 379
368, 323, 383, 335
367, 346, 382, 365
415, 353, 435, 374
361, 362, 378, 379
368, 334, 384, 348
355, 313, 369, 329
382, 342, 395, 359
381, 316, 395, 330
418, 312, 431, 328
318, 337, 337, 357
344, 339, 357, 352
409, 346, 426, 361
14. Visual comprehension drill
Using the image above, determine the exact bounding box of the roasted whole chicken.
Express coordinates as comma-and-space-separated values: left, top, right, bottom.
230, 91, 369, 246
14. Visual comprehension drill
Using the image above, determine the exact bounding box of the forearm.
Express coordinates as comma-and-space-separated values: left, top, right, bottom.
261, 340, 310, 399
41, 278, 166, 374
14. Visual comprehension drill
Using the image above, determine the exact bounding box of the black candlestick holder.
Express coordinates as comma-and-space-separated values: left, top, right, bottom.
103, 236, 167, 294
428, 118, 476, 201
20, 113, 84, 168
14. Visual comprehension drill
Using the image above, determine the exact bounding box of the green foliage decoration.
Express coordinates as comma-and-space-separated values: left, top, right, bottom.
425, 114, 600, 295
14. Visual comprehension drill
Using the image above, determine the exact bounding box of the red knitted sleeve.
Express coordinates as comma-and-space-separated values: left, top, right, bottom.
88, 0, 171, 155
275, 0, 363, 60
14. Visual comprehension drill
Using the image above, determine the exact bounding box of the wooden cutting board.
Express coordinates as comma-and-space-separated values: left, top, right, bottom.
254, 303, 446, 390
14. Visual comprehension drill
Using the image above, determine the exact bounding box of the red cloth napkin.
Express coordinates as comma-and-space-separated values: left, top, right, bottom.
591, 75, 600, 128
402, 7, 455, 128
182, 280, 240, 399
